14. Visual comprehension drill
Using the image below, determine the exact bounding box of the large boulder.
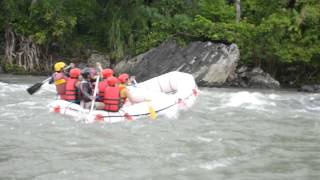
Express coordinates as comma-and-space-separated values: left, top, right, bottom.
247, 67, 280, 89
299, 85, 320, 93
114, 40, 239, 86
226, 66, 280, 89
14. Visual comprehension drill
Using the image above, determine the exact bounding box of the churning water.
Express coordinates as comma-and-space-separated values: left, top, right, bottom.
0, 74, 320, 180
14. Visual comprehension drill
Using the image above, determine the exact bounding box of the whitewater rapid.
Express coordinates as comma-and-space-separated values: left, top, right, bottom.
0, 74, 319, 180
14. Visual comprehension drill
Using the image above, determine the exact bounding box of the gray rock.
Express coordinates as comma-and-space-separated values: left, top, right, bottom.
114, 40, 280, 89
248, 73, 280, 89
236, 66, 247, 74
227, 65, 280, 89
299, 85, 320, 93
251, 67, 264, 74
239, 71, 248, 78
114, 40, 240, 86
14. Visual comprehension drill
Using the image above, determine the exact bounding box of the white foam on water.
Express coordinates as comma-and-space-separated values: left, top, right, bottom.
197, 136, 213, 143
19, 101, 38, 106
209, 130, 218, 134
1, 112, 16, 117
199, 157, 238, 170
36, 83, 57, 95
0, 82, 8, 86
199, 160, 227, 170
178, 168, 187, 172
268, 93, 280, 99
303, 95, 320, 113
4, 101, 38, 107
163, 104, 179, 119
209, 106, 220, 111
225, 91, 268, 107
66, 141, 78, 145
0, 82, 29, 93
170, 153, 185, 158
306, 106, 320, 111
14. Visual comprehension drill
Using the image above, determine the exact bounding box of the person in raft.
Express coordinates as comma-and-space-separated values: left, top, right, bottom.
101, 76, 124, 112
97, 68, 114, 102
118, 73, 135, 105
49, 61, 75, 99
95, 73, 135, 111
79, 68, 95, 109
61, 68, 81, 104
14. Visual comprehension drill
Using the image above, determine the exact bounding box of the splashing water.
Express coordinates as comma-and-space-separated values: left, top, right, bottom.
0, 75, 320, 180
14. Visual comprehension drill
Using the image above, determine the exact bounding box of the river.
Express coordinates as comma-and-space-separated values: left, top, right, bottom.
0, 74, 320, 180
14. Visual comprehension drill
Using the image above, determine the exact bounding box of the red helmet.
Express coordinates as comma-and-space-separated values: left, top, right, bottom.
118, 73, 129, 83
69, 68, 81, 78
107, 76, 118, 86
102, 69, 113, 78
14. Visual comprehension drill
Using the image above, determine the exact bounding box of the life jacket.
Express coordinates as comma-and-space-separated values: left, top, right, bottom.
98, 79, 108, 102
103, 86, 122, 112
119, 83, 127, 103
63, 78, 78, 102
53, 72, 67, 95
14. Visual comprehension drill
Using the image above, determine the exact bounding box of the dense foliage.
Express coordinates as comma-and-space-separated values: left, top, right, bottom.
0, 0, 319, 85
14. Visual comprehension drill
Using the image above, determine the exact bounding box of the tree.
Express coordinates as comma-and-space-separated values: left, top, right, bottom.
235, 0, 241, 23
2, 0, 77, 72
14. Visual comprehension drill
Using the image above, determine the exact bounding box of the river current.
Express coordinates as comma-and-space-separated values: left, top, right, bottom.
0, 74, 320, 180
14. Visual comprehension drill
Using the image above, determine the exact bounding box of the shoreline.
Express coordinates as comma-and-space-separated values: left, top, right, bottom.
1, 73, 316, 94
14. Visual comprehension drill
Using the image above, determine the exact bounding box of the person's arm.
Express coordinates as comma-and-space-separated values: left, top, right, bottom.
63, 63, 75, 77
128, 76, 136, 86
96, 62, 103, 78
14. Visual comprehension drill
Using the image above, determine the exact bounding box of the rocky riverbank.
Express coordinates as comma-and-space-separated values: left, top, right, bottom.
112, 41, 280, 89
1, 40, 319, 93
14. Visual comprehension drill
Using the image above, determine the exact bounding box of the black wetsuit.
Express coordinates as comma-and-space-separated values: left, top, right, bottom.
80, 80, 93, 102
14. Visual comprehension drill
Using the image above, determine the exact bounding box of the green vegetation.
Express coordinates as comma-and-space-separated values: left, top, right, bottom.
3, 63, 27, 75
0, 0, 319, 86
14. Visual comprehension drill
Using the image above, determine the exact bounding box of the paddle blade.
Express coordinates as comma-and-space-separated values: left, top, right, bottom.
26, 82, 43, 95
148, 104, 157, 120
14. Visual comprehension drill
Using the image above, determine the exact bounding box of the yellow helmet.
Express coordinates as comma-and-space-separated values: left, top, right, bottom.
54, 62, 66, 72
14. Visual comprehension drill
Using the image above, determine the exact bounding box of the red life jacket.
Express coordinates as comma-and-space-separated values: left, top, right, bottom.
103, 86, 122, 112
63, 78, 78, 101
98, 80, 108, 102
53, 72, 67, 95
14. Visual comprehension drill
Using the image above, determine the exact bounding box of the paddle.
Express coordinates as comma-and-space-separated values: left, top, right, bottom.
26, 65, 71, 95
87, 63, 101, 122
27, 77, 52, 95
147, 101, 157, 120
132, 79, 157, 120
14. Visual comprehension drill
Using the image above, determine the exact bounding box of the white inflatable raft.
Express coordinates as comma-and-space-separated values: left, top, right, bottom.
48, 71, 199, 123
